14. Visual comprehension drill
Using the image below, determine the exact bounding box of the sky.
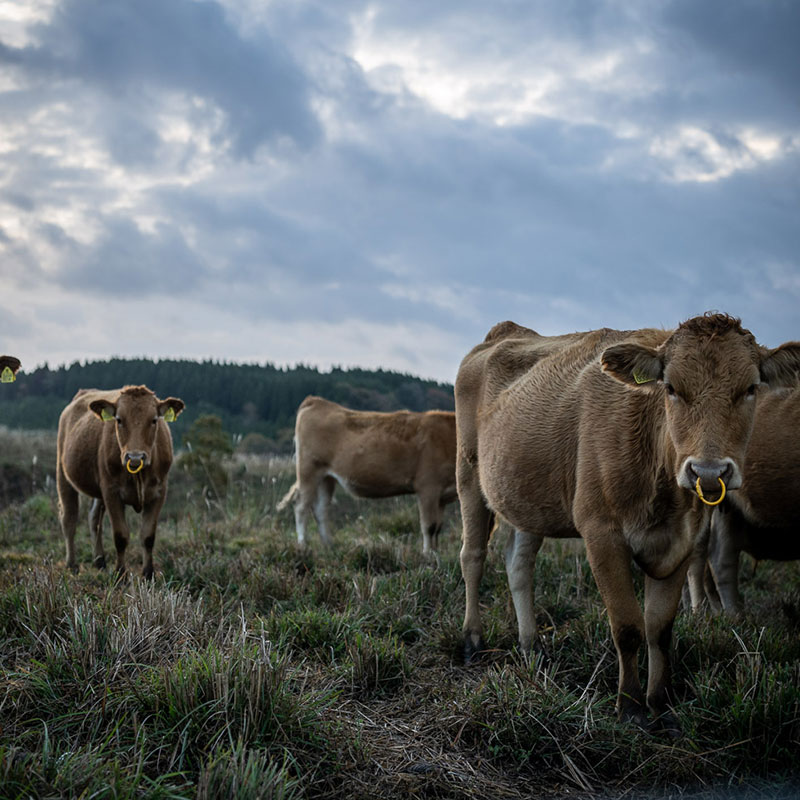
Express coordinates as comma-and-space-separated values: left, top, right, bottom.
1, 0, 798, 382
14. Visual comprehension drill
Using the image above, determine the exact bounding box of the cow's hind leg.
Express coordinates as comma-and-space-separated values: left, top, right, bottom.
104, 496, 131, 578
57, 467, 80, 574
644, 566, 688, 736
293, 475, 318, 546
417, 491, 444, 555
458, 460, 495, 663
89, 499, 107, 569
312, 476, 336, 546
504, 529, 544, 655
707, 507, 744, 618
683, 518, 710, 612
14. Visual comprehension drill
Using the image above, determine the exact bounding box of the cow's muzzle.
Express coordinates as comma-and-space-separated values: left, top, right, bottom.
124, 452, 148, 474
678, 457, 741, 496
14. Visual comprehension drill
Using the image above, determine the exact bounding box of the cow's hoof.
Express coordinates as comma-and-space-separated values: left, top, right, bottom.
142, 566, 154, 581
618, 705, 649, 732
463, 633, 489, 665
94, 555, 106, 570
649, 711, 683, 739
67, 563, 79, 575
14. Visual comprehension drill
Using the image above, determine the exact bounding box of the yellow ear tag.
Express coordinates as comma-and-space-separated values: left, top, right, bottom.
632, 368, 654, 385
100, 407, 115, 422
163, 407, 177, 423
1, 367, 15, 383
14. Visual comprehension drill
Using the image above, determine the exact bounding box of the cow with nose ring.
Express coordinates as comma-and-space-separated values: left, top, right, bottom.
456, 314, 800, 734
57, 385, 185, 579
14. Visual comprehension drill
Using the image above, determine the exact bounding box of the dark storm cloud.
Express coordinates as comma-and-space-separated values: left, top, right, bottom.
1, 0, 321, 158
664, 0, 800, 97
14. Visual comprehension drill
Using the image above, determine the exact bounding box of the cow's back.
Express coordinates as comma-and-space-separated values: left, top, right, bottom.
295, 396, 422, 496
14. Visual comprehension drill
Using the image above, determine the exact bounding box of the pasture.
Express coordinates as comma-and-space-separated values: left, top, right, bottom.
1, 429, 799, 799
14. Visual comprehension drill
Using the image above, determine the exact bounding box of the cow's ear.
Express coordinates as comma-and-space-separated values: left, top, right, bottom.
760, 341, 800, 387
158, 397, 185, 422
89, 399, 117, 421
601, 343, 664, 389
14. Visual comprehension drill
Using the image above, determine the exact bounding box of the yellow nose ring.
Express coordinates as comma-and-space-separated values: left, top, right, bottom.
695, 476, 726, 506
126, 460, 145, 475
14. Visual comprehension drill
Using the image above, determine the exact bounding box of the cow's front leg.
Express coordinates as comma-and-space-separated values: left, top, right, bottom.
584, 532, 647, 728
458, 460, 495, 662
644, 566, 688, 736
89, 498, 107, 569
104, 496, 131, 577
312, 476, 336, 546
140, 495, 166, 580
504, 529, 544, 654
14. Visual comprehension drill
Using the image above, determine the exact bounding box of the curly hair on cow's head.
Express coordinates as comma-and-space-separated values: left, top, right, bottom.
120, 385, 156, 398
676, 312, 748, 340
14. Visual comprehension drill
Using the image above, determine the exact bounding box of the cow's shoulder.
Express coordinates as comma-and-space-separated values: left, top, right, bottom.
60, 388, 116, 424
483, 320, 538, 343
298, 394, 329, 411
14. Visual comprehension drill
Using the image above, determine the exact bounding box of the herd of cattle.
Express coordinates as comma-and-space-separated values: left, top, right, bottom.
2, 310, 800, 733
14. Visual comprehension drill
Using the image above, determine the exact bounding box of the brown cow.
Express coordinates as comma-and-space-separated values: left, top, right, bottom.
1, 355, 21, 382
277, 395, 457, 552
57, 385, 185, 578
685, 385, 800, 616
456, 315, 800, 732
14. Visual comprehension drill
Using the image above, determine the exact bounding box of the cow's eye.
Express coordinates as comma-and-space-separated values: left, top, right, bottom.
115, 417, 123, 426
152, 418, 158, 425
746, 384, 757, 397
664, 384, 676, 397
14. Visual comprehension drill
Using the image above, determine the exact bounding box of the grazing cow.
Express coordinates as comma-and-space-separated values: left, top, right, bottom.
1, 355, 21, 383
57, 385, 185, 578
277, 395, 457, 552
686, 385, 800, 617
456, 315, 800, 732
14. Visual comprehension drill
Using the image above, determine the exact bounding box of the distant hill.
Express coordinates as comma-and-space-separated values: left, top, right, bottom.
0, 358, 454, 452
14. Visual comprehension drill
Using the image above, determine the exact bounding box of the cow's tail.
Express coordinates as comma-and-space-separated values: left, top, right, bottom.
276, 481, 299, 512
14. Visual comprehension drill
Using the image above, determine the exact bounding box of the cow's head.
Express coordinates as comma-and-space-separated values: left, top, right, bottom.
601, 313, 800, 501
1, 356, 21, 383
89, 385, 185, 473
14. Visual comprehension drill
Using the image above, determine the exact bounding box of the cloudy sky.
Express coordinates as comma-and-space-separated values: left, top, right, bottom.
1, 0, 798, 382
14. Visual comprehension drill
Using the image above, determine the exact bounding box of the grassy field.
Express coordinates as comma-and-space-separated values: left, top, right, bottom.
1, 434, 800, 799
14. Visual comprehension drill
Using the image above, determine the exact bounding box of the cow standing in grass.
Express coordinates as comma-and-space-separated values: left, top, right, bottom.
57, 385, 185, 578
456, 315, 800, 733
278, 395, 457, 553
686, 385, 800, 617
1, 356, 21, 383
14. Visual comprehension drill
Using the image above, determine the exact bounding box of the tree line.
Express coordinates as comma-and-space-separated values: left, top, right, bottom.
0, 358, 455, 452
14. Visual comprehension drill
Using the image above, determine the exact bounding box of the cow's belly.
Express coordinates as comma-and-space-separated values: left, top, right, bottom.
329, 470, 415, 499
327, 444, 417, 499
477, 436, 575, 537
62, 451, 102, 499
